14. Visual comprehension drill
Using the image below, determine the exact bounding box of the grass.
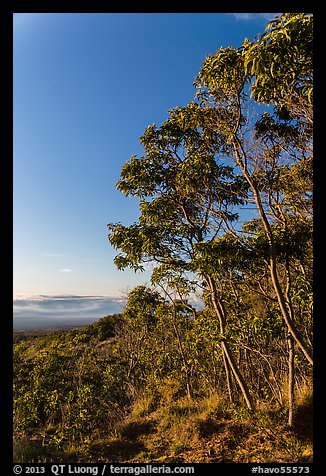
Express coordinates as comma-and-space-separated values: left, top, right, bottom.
14, 383, 313, 464
96, 386, 312, 463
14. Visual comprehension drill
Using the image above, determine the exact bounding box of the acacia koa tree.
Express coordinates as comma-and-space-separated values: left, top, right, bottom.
108, 102, 255, 410
108, 12, 313, 414
192, 12, 313, 366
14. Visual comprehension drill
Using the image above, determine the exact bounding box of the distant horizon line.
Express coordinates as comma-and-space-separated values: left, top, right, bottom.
13, 314, 107, 331
13, 293, 126, 300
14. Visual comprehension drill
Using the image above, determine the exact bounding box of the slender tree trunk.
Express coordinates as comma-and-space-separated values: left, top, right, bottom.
222, 350, 234, 403
171, 304, 192, 399
287, 332, 295, 427
233, 144, 313, 366
207, 276, 254, 412
157, 284, 193, 398
268, 248, 313, 365
240, 343, 284, 406
221, 340, 254, 412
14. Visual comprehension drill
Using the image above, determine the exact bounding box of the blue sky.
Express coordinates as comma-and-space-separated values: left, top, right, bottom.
13, 12, 279, 323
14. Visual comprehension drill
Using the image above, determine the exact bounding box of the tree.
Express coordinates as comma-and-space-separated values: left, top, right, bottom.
193, 12, 313, 366
107, 12, 312, 419
108, 103, 254, 411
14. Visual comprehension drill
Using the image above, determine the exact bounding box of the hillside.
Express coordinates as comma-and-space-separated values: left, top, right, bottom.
13, 303, 313, 464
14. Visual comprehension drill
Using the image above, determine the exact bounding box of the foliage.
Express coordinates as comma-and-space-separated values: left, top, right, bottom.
242, 13, 313, 107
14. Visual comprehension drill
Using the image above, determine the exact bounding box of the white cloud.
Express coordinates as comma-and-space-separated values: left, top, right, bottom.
232, 13, 279, 22
13, 294, 126, 324
59, 268, 74, 273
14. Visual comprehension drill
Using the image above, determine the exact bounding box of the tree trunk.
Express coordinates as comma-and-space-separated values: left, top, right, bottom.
233, 144, 313, 366
207, 276, 254, 412
222, 350, 234, 403
268, 249, 313, 365
287, 332, 295, 427
171, 304, 192, 399
221, 340, 254, 412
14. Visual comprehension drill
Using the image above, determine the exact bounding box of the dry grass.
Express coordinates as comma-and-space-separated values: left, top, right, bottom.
96, 387, 312, 464
14, 384, 312, 464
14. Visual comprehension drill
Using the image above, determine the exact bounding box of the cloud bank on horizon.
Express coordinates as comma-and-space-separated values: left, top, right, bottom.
13, 294, 126, 319
13, 292, 204, 330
